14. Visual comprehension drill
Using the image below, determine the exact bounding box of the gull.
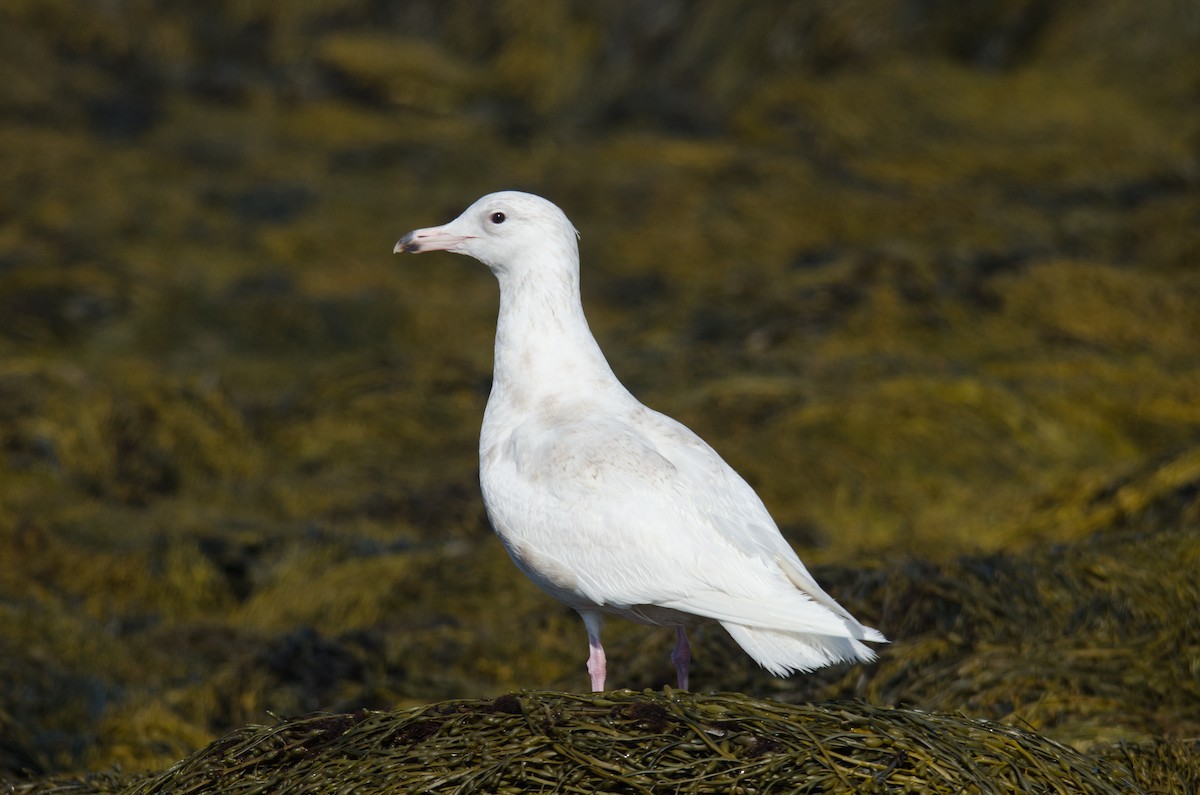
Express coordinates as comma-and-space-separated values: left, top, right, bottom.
395, 191, 886, 691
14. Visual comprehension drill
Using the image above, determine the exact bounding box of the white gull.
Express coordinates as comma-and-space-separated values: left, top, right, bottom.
394, 191, 886, 691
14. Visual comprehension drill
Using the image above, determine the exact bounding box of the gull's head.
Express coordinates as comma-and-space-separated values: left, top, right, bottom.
394, 191, 580, 276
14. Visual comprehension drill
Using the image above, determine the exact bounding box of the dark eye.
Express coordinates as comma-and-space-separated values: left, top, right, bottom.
489, 212, 506, 224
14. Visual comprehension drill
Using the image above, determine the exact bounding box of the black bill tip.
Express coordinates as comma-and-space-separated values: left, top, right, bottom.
393, 232, 421, 254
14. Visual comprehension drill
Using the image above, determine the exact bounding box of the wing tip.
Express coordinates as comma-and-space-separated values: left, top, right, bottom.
861, 626, 889, 644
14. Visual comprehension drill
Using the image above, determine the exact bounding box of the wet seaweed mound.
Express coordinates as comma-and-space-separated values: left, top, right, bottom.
115, 692, 1140, 795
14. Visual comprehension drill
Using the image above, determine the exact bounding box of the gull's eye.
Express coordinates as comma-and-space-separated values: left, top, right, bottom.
490, 212, 506, 224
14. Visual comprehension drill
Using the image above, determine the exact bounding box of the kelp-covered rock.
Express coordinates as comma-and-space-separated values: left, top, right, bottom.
111, 692, 1145, 795
9, 697, 1199, 794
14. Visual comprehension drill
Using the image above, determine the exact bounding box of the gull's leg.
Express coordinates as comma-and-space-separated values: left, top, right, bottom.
580, 611, 606, 691
671, 626, 692, 690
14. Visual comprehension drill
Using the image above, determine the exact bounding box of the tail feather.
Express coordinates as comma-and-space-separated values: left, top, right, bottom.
722, 622, 882, 677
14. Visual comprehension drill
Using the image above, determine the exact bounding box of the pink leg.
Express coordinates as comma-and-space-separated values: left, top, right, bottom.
581, 612, 606, 691
671, 626, 691, 690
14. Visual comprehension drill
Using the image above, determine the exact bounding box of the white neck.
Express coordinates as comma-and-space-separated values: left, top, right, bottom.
488, 254, 623, 413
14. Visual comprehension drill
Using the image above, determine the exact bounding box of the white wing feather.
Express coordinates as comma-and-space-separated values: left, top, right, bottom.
481, 399, 884, 657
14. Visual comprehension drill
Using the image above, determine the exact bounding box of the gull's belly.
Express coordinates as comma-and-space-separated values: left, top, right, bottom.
480, 443, 702, 628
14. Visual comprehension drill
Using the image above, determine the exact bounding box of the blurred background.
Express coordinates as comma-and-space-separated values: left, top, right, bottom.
1, 0, 1198, 781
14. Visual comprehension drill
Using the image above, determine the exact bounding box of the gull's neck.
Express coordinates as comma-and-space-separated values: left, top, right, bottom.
488, 256, 624, 413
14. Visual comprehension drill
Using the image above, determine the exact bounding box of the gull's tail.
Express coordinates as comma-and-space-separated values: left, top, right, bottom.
721, 621, 887, 677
